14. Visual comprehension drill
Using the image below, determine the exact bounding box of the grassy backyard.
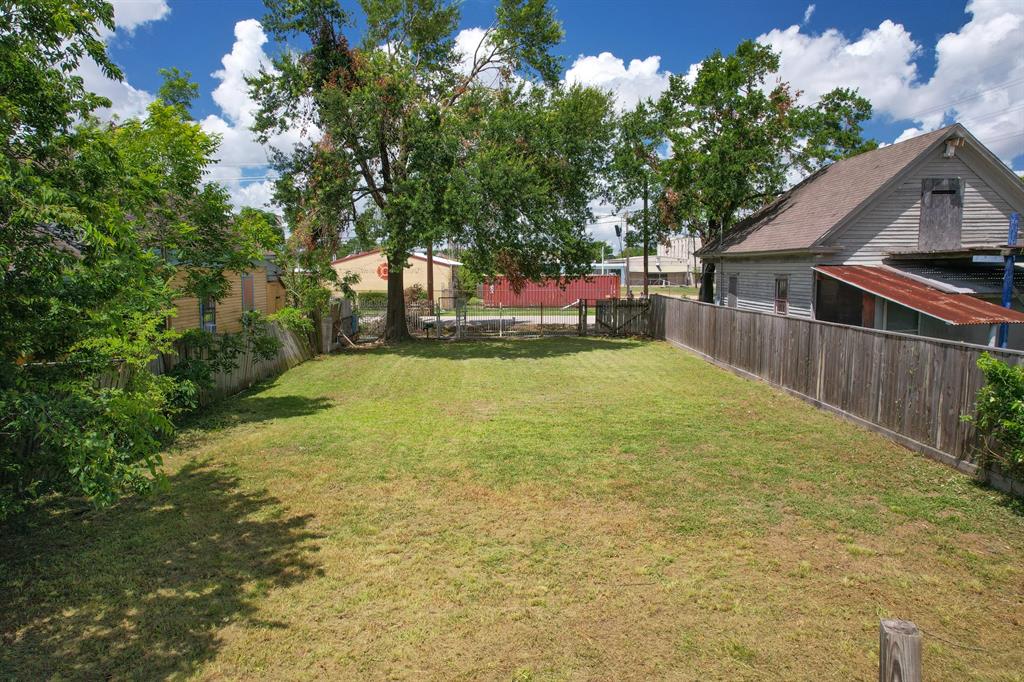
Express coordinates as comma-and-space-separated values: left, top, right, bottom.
623, 285, 698, 299
2, 338, 1022, 680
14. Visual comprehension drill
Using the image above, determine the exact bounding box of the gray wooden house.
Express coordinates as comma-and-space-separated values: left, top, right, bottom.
696, 124, 1024, 347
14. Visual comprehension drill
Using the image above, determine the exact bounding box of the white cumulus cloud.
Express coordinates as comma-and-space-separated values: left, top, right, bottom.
803, 4, 816, 25
77, 0, 171, 120
564, 52, 672, 110
108, 0, 170, 33
758, 0, 1024, 163
201, 19, 314, 212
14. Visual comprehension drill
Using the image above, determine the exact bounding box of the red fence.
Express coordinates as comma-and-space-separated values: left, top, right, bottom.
482, 275, 620, 307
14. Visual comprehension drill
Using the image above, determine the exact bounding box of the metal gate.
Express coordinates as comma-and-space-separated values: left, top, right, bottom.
351, 296, 650, 340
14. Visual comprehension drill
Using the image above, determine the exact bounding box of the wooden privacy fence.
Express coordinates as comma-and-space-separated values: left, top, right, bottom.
99, 322, 312, 404
648, 295, 1024, 493
594, 298, 651, 336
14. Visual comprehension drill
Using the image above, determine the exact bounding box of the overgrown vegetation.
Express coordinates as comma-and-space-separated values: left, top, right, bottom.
0, 1, 305, 519
970, 353, 1024, 479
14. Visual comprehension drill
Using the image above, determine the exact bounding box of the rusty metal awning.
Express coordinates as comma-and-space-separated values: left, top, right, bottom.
814, 265, 1024, 326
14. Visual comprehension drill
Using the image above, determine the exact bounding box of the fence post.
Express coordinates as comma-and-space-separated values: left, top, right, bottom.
879, 620, 921, 682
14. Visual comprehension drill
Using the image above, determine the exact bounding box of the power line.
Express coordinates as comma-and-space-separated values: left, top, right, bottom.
894, 77, 1024, 122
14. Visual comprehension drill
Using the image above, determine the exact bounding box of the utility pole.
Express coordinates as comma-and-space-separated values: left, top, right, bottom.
998, 212, 1020, 348
642, 172, 649, 298
426, 241, 434, 312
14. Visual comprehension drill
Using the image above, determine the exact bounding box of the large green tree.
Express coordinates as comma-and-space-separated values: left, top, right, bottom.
250, 0, 614, 341
0, 1, 280, 518
0, 0, 178, 517
606, 100, 675, 296
111, 71, 272, 304
657, 40, 875, 301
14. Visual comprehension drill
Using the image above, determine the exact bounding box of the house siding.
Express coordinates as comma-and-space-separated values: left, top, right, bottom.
714, 258, 816, 318
267, 280, 286, 313
170, 267, 269, 334
827, 145, 1021, 263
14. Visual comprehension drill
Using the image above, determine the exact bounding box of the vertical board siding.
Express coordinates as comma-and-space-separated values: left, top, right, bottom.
648, 295, 1024, 469
832, 148, 1019, 262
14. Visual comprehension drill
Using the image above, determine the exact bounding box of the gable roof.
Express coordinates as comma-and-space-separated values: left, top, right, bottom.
699, 125, 963, 257
331, 248, 461, 267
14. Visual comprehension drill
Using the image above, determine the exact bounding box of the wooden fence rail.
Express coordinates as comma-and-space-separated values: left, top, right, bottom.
648, 295, 1024, 495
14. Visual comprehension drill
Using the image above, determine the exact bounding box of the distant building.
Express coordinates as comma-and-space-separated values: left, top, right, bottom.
592, 234, 701, 287
332, 248, 461, 302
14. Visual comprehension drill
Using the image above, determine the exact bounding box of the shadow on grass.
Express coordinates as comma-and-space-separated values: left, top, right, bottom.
0, 459, 322, 680
971, 479, 1024, 517
372, 336, 649, 361
182, 394, 334, 431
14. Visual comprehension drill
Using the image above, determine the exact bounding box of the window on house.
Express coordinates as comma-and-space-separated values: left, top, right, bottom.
774, 276, 789, 315
199, 298, 216, 333
727, 275, 738, 308
240, 273, 255, 312
919, 177, 962, 250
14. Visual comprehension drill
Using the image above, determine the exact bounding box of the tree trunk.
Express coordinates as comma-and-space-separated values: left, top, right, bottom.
384, 254, 411, 342
699, 261, 716, 303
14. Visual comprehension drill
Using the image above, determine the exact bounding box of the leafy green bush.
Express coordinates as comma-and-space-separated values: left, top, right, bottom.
167, 314, 283, 410
269, 306, 314, 336
970, 353, 1024, 479
358, 291, 388, 307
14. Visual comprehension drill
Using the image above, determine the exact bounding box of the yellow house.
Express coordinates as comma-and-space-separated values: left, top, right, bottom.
332, 248, 461, 302
170, 266, 277, 334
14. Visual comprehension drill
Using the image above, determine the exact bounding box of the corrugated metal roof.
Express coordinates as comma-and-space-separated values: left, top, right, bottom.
888, 262, 1024, 296
814, 265, 1024, 326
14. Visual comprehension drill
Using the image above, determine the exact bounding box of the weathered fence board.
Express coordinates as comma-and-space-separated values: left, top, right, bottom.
98, 323, 312, 405
647, 295, 1024, 493
595, 299, 651, 336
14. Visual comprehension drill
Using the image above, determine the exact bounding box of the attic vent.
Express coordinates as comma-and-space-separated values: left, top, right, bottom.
918, 177, 962, 251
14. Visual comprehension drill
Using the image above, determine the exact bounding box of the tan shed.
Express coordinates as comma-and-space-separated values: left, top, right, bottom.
332, 248, 461, 302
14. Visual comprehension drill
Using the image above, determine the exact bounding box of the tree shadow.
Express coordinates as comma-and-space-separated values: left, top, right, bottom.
0, 459, 323, 680
372, 336, 649, 361
182, 394, 335, 431
970, 479, 1024, 516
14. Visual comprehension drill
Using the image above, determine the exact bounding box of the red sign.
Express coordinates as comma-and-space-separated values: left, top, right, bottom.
376, 262, 389, 280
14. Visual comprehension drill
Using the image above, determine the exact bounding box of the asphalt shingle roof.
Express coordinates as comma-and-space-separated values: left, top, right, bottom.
703, 125, 959, 256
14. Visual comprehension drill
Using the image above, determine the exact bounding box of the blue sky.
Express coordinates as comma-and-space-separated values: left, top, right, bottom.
92, 0, 1024, 240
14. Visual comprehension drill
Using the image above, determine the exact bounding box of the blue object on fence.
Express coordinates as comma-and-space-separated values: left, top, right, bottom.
998, 211, 1020, 348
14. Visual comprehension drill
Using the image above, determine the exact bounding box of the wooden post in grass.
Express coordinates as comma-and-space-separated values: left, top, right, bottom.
879, 620, 921, 682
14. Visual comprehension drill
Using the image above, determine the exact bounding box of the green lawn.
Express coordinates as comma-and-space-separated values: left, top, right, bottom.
622, 285, 698, 299
2, 338, 1022, 680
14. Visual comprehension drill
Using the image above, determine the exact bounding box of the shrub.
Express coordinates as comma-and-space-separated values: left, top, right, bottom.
269, 306, 314, 336
970, 353, 1024, 479
404, 283, 427, 303
358, 291, 388, 307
